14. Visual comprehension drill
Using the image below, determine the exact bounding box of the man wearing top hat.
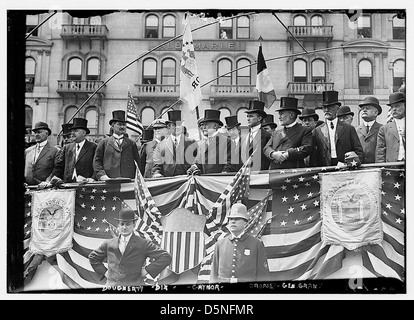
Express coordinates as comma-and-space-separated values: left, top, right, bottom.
24, 121, 60, 187
60, 123, 73, 148
263, 97, 313, 170
240, 100, 271, 171
187, 109, 234, 175
376, 92, 406, 163
261, 114, 278, 134
356, 96, 383, 164
210, 203, 269, 284
93, 110, 140, 180
337, 106, 355, 126
88, 207, 172, 286
225, 115, 243, 172
52, 118, 97, 184
152, 110, 198, 177
310, 91, 364, 167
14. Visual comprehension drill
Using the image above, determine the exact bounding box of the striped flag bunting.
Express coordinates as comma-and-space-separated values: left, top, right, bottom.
126, 90, 143, 136
22, 162, 405, 290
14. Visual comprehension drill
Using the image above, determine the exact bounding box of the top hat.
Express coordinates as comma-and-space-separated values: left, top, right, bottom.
166, 110, 182, 124
337, 106, 354, 117
200, 109, 223, 127
32, 121, 51, 135
109, 110, 127, 125
245, 100, 267, 117
276, 97, 301, 114
152, 119, 167, 129
114, 208, 138, 222
71, 118, 90, 134
358, 96, 382, 115
61, 123, 73, 136
299, 107, 319, 121
386, 92, 405, 106
322, 91, 342, 107
142, 128, 154, 141
225, 115, 241, 129
262, 114, 277, 128
228, 203, 248, 221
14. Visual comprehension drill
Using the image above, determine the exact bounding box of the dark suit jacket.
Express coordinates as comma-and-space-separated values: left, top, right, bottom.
152, 135, 198, 177
53, 140, 97, 182
195, 132, 234, 174
240, 128, 271, 171
376, 120, 404, 162
93, 136, 140, 180
310, 121, 364, 166
24, 141, 60, 185
139, 140, 160, 178
263, 123, 313, 170
230, 138, 243, 172
88, 233, 172, 286
356, 121, 383, 164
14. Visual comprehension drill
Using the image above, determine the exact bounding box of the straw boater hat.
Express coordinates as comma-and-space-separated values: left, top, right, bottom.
299, 107, 319, 121
114, 208, 138, 222
200, 109, 223, 127
276, 97, 301, 114
71, 118, 90, 134
337, 106, 354, 118
166, 110, 182, 124
245, 100, 267, 118
225, 115, 241, 130
358, 96, 382, 115
321, 90, 342, 107
109, 110, 127, 125
386, 92, 405, 106
228, 203, 248, 221
32, 121, 51, 135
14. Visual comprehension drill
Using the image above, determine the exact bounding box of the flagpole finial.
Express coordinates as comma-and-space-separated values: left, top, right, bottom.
258, 36, 263, 45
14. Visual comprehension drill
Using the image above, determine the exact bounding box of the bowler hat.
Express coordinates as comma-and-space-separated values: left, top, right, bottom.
166, 110, 182, 124
262, 114, 277, 128
276, 97, 301, 114
225, 115, 241, 129
71, 118, 90, 134
337, 106, 354, 117
114, 208, 138, 222
358, 96, 382, 115
61, 123, 73, 136
322, 91, 342, 107
299, 107, 319, 121
245, 100, 267, 118
386, 92, 405, 106
142, 128, 154, 141
152, 119, 167, 129
109, 110, 127, 125
228, 203, 248, 221
200, 109, 223, 127
32, 121, 51, 135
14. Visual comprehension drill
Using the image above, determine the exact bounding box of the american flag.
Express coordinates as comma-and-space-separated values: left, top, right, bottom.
126, 90, 143, 136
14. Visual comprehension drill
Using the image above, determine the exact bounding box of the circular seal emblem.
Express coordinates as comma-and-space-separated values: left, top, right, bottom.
36, 201, 66, 239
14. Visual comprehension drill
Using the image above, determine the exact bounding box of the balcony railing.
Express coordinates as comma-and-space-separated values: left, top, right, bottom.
60, 24, 108, 39
135, 84, 180, 97
210, 85, 257, 97
288, 82, 334, 94
287, 26, 333, 39
57, 80, 104, 93
359, 87, 374, 95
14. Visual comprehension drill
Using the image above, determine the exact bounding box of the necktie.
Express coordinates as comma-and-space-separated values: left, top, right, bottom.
330, 122, 334, 130
75, 144, 80, 160
366, 125, 370, 134
120, 237, 128, 254
115, 138, 122, 148
248, 131, 254, 156
173, 137, 177, 159
35, 145, 41, 162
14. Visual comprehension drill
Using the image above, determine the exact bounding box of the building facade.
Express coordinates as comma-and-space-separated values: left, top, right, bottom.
25, 10, 406, 144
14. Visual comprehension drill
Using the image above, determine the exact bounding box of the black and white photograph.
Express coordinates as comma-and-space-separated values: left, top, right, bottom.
5, 0, 411, 302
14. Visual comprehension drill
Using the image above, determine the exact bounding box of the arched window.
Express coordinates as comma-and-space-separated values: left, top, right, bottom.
236, 58, 251, 85
25, 57, 36, 92
65, 106, 78, 123
87, 58, 100, 81
358, 60, 373, 94
218, 59, 232, 85
145, 15, 159, 38
141, 107, 155, 126
237, 108, 248, 127
142, 58, 157, 85
162, 15, 176, 38
219, 19, 232, 39
219, 108, 231, 125
293, 59, 307, 82
393, 15, 405, 39
311, 15, 323, 35
393, 60, 405, 92
25, 105, 33, 129
236, 16, 250, 39
161, 58, 176, 86
68, 57, 82, 81
85, 107, 98, 135
293, 15, 306, 26
357, 15, 371, 38
311, 59, 325, 82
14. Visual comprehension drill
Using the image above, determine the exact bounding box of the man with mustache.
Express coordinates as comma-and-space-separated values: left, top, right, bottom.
310, 91, 364, 167
93, 110, 140, 180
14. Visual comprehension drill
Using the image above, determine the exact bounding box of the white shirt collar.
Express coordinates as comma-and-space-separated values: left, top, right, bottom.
394, 117, 405, 128
120, 233, 132, 243
37, 140, 48, 148
285, 120, 297, 128
112, 133, 124, 140
76, 139, 86, 149
328, 118, 338, 128
250, 124, 261, 134
363, 120, 376, 127
231, 231, 245, 240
